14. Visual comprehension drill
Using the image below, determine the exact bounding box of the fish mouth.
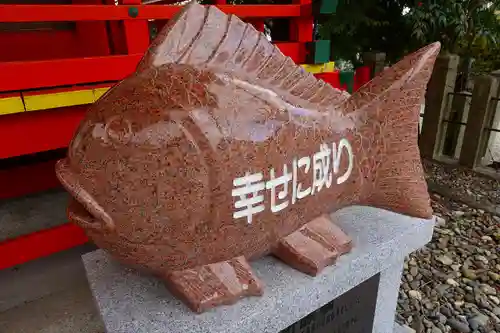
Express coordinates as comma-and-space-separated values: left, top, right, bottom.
56, 158, 116, 232
67, 197, 106, 231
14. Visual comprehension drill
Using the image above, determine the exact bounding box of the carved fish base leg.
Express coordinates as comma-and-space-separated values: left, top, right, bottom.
165, 256, 264, 313
272, 215, 352, 276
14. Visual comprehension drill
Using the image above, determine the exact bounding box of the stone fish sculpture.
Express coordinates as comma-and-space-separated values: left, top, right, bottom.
55, 2, 439, 313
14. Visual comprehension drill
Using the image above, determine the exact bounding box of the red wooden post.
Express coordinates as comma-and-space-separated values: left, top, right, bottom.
121, 0, 150, 54
315, 71, 341, 90
104, 0, 128, 54
354, 66, 371, 92
288, 0, 312, 64
252, 20, 265, 33
73, 0, 111, 57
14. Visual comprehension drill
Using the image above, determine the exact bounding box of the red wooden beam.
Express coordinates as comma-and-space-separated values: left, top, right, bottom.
0, 31, 81, 62
0, 54, 142, 92
0, 4, 304, 22
0, 43, 302, 91
0, 160, 61, 200
315, 72, 342, 90
277, 42, 303, 64
0, 223, 88, 270
0, 106, 86, 159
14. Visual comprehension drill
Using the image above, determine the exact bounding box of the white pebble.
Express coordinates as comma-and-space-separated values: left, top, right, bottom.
476, 255, 489, 265
434, 215, 446, 227
489, 295, 500, 305
409, 290, 422, 301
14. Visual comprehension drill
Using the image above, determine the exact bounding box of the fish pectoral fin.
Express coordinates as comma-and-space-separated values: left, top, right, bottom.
164, 256, 263, 313
272, 215, 352, 276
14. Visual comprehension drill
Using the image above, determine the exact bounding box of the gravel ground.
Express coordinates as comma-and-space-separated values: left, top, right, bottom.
396, 160, 500, 333
423, 160, 500, 206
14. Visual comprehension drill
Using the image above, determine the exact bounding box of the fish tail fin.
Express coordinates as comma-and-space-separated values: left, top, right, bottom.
347, 42, 441, 219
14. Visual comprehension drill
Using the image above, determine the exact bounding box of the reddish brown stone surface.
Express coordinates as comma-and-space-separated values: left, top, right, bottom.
56, 2, 439, 313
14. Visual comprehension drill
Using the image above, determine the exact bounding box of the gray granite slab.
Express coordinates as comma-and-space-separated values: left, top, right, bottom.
394, 323, 416, 333
373, 261, 404, 333
83, 206, 434, 333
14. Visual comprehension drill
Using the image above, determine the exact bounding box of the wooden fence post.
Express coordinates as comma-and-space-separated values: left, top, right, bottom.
459, 75, 499, 168
419, 54, 460, 159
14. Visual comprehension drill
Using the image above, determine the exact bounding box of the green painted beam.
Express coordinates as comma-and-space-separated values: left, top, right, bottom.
306, 40, 331, 64
313, 0, 339, 15
339, 70, 355, 93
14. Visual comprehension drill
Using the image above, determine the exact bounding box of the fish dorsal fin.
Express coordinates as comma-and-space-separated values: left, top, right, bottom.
137, 1, 348, 109
137, 1, 207, 70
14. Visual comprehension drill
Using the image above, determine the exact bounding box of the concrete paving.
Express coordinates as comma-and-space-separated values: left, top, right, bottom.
0, 245, 103, 333
0, 281, 105, 333
0, 245, 95, 313
0, 188, 68, 242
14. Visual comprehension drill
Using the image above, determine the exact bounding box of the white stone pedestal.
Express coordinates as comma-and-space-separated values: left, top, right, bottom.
82, 206, 434, 333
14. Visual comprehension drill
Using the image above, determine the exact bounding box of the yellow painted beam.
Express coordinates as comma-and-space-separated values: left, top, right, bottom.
0, 95, 25, 116
22, 86, 112, 113
23, 89, 97, 112
301, 62, 335, 74
93, 87, 111, 100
